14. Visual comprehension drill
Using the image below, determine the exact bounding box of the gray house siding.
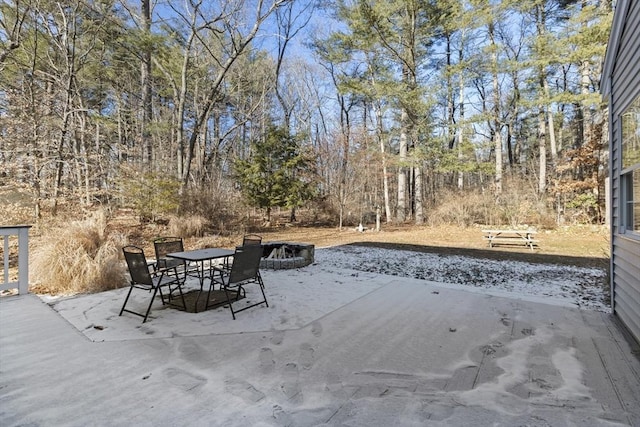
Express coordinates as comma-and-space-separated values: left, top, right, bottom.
603, 0, 640, 345
613, 238, 640, 333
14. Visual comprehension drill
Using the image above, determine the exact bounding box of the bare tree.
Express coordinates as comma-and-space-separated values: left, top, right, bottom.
273, 1, 314, 130
181, 0, 291, 189
0, 0, 32, 67
140, 0, 152, 164
488, 19, 503, 195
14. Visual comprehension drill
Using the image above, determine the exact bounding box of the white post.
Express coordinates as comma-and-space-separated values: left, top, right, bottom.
0, 225, 32, 295
18, 227, 29, 294
3, 234, 8, 285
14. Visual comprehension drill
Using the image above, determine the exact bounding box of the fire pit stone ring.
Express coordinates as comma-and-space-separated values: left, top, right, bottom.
259, 241, 315, 270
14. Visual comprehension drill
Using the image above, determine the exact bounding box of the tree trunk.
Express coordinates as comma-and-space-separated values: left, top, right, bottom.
397, 109, 408, 223
506, 123, 514, 166
538, 105, 547, 194
338, 92, 350, 230
544, 77, 557, 164
535, 5, 548, 194
489, 21, 502, 195
580, 59, 591, 146
140, 0, 153, 165
176, 32, 193, 179
446, 33, 455, 150
414, 165, 424, 224
375, 102, 392, 223
458, 44, 465, 190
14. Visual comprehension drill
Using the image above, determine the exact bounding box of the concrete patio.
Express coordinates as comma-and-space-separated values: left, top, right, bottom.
1, 264, 639, 426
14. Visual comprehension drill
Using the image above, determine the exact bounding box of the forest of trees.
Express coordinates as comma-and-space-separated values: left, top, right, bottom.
0, 0, 613, 230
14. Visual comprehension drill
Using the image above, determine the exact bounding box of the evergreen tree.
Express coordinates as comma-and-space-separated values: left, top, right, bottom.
234, 126, 316, 223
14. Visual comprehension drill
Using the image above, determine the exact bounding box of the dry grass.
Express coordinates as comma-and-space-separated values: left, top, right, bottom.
245, 223, 610, 260
26, 212, 610, 297
30, 211, 127, 295
168, 214, 207, 238
427, 184, 555, 229
23, 200, 610, 296
428, 191, 491, 227
0, 181, 610, 296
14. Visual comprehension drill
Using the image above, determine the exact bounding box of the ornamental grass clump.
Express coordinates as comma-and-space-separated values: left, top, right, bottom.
168, 214, 207, 238
31, 212, 127, 295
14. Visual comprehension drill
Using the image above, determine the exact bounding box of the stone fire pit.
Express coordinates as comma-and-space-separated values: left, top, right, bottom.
259, 242, 315, 270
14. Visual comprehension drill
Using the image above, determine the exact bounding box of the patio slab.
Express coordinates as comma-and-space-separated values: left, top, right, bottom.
1, 268, 639, 426
48, 267, 389, 341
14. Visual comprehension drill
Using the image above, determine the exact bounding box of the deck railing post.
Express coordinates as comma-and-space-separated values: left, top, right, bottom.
1, 225, 32, 295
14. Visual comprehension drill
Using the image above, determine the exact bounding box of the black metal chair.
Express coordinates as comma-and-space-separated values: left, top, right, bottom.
241, 234, 264, 281
120, 245, 186, 323
227, 235, 263, 266
220, 234, 263, 273
153, 236, 185, 270
153, 236, 198, 280
208, 245, 268, 319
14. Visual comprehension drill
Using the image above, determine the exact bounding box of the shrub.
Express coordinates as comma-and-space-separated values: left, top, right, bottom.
178, 186, 245, 233
428, 190, 493, 227
118, 169, 181, 222
427, 179, 556, 229
564, 192, 600, 224
168, 214, 207, 238
31, 211, 127, 295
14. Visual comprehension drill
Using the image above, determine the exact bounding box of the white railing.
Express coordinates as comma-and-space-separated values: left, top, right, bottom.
1, 225, 32, 295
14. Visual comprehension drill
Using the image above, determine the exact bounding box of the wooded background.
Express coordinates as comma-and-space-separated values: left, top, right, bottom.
0, 0, 612, 230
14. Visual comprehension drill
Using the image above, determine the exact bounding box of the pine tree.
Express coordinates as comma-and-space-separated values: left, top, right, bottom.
234, 126, 316, 223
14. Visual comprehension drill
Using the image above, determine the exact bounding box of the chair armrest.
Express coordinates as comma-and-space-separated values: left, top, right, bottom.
211, 264, 228, 273
152, 265, 180, 277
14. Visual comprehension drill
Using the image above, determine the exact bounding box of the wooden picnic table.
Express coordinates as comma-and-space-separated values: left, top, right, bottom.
482, 229, 538, 250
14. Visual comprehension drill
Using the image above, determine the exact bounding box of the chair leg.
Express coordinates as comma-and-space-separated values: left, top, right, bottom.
205, 281, 215, 311
158, 286, 166, 305
214, 269, 225, 291
253, 275, 268, 308
119, 285, 135, 316
222, 286, 237, 320
143, 287, 160, 323
258, 282, 269, 308
204, 270, 224, 309
163, 282, 187, 311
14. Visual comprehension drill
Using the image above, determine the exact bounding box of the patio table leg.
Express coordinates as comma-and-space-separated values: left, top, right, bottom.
193, 260, 206, 313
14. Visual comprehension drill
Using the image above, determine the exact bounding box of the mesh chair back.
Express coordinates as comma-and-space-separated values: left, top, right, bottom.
229, 245, 263, 284
123, 246, 153, 286
242, 234, 262, 246
121, 245, 187, 322
154, 237, 184, 269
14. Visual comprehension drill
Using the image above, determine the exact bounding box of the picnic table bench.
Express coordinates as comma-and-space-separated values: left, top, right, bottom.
482, 229, 538, 250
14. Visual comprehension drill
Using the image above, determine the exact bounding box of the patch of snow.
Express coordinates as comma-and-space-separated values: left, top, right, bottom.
315, 246, 609, 312
458, 327, 554, 415
550, 347, 592, 401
